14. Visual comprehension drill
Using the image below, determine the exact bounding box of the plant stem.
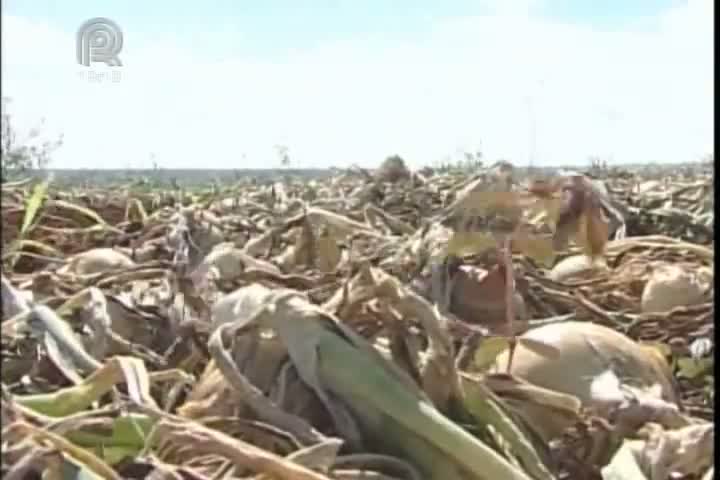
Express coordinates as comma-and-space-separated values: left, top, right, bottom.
500, 236, 517, 373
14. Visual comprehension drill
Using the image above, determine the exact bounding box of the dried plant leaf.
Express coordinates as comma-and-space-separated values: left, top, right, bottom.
256, 438, 343, 479
14, 239, 64, 258
576, 206, 610, 259
602, 442, 648, 480
1, 274, 30, 320
306, 207, 382, 240
8, 421, 123, 480
0, 163, 713, 480
516, 338, 562, 361
445, 183, 570, 264
223, 285, 534, 479
552, 176, 611, 259
125, 198, 148, 223
315, 228, 342, 273
46, 199, 108, 226
446, 231, 497, 257
150, 418, 333, 480
30, 305, 103, 376
512, 227, 555, 267
627, 423, 714, 480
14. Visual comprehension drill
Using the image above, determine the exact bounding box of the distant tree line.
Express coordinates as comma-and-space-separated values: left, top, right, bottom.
1, 97, 63, 178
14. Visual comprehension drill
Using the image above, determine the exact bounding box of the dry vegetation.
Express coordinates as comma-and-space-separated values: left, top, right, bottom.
0, 157, 714, 480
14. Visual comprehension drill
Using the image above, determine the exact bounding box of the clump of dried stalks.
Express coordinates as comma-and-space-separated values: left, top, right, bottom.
0, 163, 714, 480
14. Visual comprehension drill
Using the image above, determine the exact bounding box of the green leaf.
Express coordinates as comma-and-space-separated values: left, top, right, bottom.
474, 337, 512, 371
15, 356, 155, 417
463, 378, 556, 480
677, 357, 713, 379
473, 337, 560, 372
66, 413, 155, 464
222, 286, 530, 480
239, 286, 535, 480
20, 178, 50, 235
317, 326, 534, 480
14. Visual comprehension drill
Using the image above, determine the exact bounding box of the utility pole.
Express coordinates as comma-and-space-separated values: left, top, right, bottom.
525, 80, 544, 173
605, 108, 620, 165
526, 95, 536, 169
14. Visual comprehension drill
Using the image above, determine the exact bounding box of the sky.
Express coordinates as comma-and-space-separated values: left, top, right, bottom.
1, 0, 714, 169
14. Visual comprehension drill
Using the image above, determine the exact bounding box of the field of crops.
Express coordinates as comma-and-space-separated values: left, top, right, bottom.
1, 160, 714, 480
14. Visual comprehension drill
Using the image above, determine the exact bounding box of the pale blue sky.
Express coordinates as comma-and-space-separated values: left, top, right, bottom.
1, 0, 713, 169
